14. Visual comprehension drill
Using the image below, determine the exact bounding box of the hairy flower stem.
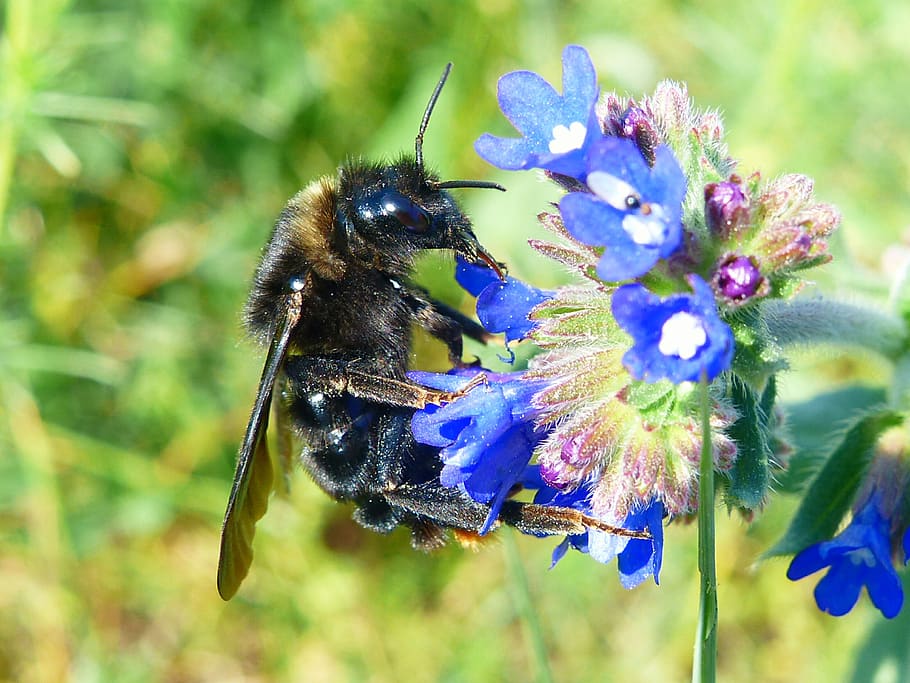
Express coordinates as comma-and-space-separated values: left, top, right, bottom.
762, 299, 906, 361
503, 531, 555, 683
693, 376, 717, 683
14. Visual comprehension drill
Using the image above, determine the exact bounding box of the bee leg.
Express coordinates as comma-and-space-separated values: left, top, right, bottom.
383, 482, 650, 541
403, 288, 492, 366
496, 501, 651, 539
284, 356, 485, 409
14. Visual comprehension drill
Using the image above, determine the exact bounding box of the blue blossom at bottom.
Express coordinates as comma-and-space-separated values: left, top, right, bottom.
612, 274, 734, 384
409, 368, 550, 534
527, 468, 665, 588
787, 493, 904, 619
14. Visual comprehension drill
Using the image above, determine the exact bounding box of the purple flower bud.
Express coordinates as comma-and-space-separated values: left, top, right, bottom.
704, 178, 750, 238
713, 254, 764, 302
618, 106, 660, 165
538, 460, 573, 491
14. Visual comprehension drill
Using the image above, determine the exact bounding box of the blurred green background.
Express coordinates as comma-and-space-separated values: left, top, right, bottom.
3, 1, 910, 681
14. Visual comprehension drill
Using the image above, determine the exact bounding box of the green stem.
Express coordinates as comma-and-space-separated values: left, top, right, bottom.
761, 298, 906, 361
692, 375, 717, 683
503, 530, 554, 683
0, 0, 33, 237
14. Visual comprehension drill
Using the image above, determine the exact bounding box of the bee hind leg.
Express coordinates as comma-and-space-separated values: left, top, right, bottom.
382, 481, 650, 542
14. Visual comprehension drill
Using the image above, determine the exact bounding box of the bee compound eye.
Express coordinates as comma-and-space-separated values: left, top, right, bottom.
380, 190, 430, 234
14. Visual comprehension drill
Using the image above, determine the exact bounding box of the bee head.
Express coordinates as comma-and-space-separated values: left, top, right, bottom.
335, 63, 505, 277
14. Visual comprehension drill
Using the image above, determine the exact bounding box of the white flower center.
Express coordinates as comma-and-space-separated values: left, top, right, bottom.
548, 121, 587, 154
658, 312, 707, 360
849, 547, 877, 569
621, 211, 666, 246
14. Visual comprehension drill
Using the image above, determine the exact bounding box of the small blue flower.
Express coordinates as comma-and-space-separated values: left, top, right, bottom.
410, 368, 549, 534
559, 137, 687, 281
455, 257, 552, 343
529, 473, 665, 588
474, 45, 600, 180
611, 275, 733, 384
787, 493, 904, 619
904, 526, 910, 565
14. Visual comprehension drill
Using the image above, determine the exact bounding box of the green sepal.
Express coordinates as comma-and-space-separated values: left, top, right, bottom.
727, 306, 788, 390
724, 375, 774, 509
764, 408, 904, 558
626, 379, 676, 424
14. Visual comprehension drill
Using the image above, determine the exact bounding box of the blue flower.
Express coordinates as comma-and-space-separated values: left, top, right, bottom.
904, 526, 910, 565
409, 368, 549, 535
474, 45, 600, 180
528, 472, 665, 588
455, 257, 552, 343
787, 493, 904, 619
559, 137, 687, 281
611, 275, 733, 384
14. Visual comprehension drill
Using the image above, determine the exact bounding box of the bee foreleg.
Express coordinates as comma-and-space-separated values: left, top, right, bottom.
401, 287, 491, 365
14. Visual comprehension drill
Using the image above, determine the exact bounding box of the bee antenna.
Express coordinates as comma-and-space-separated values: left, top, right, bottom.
416, 62, 453, 173
434, 179, 507, 192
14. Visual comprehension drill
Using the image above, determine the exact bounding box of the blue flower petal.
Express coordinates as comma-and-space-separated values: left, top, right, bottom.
408, 369, 478, 393
786, 543, 827, 580
813, 560, 864, 616
612, 275, 733, 384
550, 537, 571, 568
455, 256, 552, 344
617, 500, 665, 588
455, 257, 500, 296
477, 279, 551, 342
787, 493, 904, 619
865, 557, 904, 619
560, 137, 686, 281
528, 475, 664, 587
410, 370, 548, 534
474, 45, 600, 179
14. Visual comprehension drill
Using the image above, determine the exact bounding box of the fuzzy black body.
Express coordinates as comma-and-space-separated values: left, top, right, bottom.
217, 68, 648, 601
216, 151, 504, 599
246, 159, 477, 502
262, 164, 458, 534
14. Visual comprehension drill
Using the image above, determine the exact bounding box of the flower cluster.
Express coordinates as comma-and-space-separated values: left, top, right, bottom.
406, 45, 879, 603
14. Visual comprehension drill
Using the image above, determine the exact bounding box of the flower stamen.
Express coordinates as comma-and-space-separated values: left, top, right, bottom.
658, 312, 707, 360
549, 121, 587, 154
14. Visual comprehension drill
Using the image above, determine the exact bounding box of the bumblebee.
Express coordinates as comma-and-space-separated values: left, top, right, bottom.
218, 65, 646, 600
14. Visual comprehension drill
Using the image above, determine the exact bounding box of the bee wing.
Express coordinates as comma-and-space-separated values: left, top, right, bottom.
217, 291, 303, 600
272, 373, 295, 494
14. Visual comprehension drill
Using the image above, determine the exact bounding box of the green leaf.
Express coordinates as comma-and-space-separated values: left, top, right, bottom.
764, 408, 903, 558
725, 377, 773, 509
776, 386, 886, 493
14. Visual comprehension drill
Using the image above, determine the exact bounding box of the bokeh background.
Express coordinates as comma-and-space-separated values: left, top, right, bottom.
3, 1, 910, 681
